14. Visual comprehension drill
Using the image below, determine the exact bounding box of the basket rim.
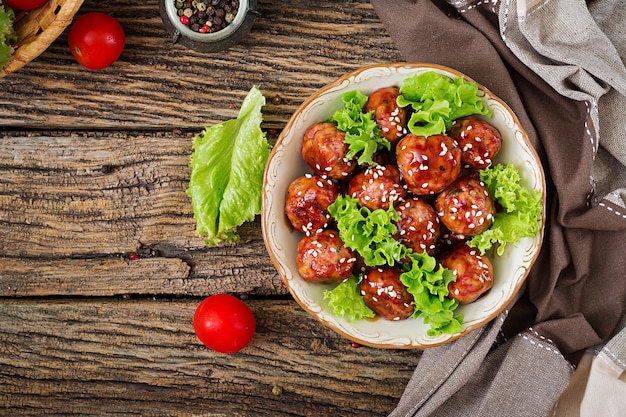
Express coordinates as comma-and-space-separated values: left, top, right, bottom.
0, 0, 85, 78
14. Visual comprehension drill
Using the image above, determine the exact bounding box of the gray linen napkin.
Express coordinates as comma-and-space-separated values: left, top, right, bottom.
369, 0, 626, 415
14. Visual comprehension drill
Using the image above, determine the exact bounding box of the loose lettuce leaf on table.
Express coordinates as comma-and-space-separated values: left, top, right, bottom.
187, 86, 270, 246
0, 4, 16, 71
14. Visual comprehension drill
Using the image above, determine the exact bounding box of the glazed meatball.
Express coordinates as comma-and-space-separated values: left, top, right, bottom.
440, 243, 493, 304
359, 266, 414, 320
396, 133, 461, 195
296, 230, 356, 284
301, 121, 356, 179
435, 175, 495, 237
439, 225, 467, 247
394, 197, 440, 256
449, 116, 502, 169
285, 174, 339, 235
348, 164, 406, 211
364, 86, 408, 143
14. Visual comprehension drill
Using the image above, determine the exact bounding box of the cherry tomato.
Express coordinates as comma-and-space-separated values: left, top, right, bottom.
67, 12, 125, 71
3, 0, 48, 11
193, 294, 256, 354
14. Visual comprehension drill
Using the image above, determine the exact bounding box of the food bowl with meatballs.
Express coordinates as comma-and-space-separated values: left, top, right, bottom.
262, 63, 546, 348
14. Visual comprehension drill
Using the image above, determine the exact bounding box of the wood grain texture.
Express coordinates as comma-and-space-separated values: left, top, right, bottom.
0, 298, 421, 416
0, 1, 418, 415
0, 0, 403, 130
0, 130, 284, 297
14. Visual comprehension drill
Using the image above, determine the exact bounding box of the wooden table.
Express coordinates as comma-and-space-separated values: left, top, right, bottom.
0, 1, 423, 415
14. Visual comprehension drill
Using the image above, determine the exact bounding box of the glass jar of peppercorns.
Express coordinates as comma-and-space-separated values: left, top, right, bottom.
159, 0, 257, 52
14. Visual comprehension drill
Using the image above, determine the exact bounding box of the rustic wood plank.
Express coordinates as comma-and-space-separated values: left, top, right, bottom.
0, 0, 403, 130
0, 130, 285, 297
0, 298, 421, 416
0, 131, 196, 257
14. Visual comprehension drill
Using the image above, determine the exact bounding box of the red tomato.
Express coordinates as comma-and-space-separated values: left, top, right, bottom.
67, 12, 125, 70
193, 294, 256, 354
3, 0, 48, 10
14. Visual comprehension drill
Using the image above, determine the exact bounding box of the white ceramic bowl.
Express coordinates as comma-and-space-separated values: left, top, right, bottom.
262, 63, 546, 349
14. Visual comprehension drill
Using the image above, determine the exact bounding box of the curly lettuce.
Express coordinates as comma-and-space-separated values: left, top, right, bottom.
324, 275, 376, 323
327, 195, 403, 266
397, 71, 492, 137
329, 90, 390, 165
400, 252, 462, 336
326, 195, 461, 336
187, 86, 270, 245
0, 3, 16, 71
467, 163, 543, 255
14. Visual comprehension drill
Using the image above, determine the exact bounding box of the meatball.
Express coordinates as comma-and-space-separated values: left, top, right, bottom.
435, 175, 495, 237
296, 230, 356, 284
396, 133, 461, 195
301, 122, 356, 179
449, 116, 502, 170
359, 266, 414, 320
285, 174, 339, 235
394, 197, 440, 256
440, 243, 493, 304
348, 164, 406, 211
364, 86, 408, 143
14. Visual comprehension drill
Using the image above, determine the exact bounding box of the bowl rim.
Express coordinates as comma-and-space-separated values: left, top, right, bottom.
262, 62, 546, 349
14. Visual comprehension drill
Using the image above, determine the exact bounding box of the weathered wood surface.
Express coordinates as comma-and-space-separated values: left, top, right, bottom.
0, 130, 283, 297
0, 0, 403, 130
0, 298, 421, 416
0, 0, 416, 415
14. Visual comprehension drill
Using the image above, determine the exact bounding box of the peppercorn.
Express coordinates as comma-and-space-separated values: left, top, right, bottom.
173, 0, 239, 34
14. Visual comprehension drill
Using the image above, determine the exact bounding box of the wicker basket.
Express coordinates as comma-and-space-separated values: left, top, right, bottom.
0, 0, 84, 78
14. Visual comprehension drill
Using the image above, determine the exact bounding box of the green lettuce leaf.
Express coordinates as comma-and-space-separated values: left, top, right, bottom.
467, 163, 543, 255
327, 195, 403, 266
400, 251, 462, 336
327, 194, 462, 336
187, 86, 270, 245
329, 90, 390, 165
324, 275, 376, 322
0, 4, 16, 71
397, 71, 492, 137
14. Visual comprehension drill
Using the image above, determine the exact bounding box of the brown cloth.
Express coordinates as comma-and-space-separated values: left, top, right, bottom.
369, 0, 626, 416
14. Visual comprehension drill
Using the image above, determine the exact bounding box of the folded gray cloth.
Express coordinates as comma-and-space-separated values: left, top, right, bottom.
370, 0, 626, 415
